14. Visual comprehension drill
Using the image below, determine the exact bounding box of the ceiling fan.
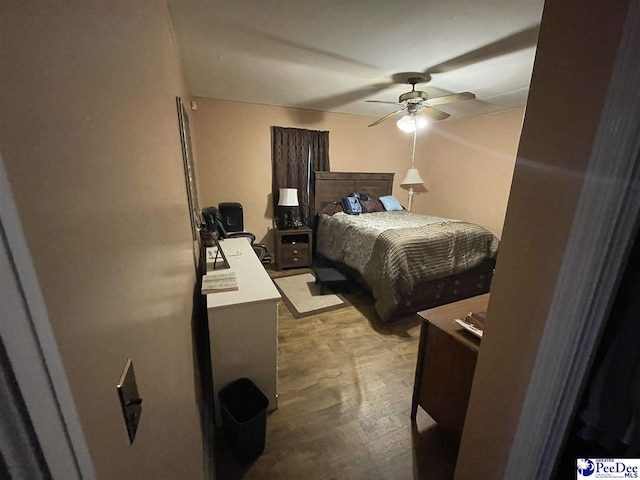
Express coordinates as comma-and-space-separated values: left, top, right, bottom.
366, 76, 476, 128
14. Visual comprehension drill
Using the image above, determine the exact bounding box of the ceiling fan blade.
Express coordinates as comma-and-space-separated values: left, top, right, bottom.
365, 100, 402, 105
426, 92, 476, 106
368, 107, 407, 127
419, 106, 450, 121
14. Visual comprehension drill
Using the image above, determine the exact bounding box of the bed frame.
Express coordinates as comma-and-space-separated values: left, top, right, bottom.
313, 171, 395, 217
313, 171, 495, 320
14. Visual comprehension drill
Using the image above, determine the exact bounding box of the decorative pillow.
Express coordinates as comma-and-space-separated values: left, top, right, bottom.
360, 199, 385, 213
379, 195, 403, 211
318, 202, 344, 216
340, 196, 363, 215
349, 192, 371, 201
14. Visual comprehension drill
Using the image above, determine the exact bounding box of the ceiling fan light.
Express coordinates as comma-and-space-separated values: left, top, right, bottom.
396, 114, 428, 133
396, 115, 416, 132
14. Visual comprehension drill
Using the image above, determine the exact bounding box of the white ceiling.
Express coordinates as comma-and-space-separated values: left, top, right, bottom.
167, 0, 545, 124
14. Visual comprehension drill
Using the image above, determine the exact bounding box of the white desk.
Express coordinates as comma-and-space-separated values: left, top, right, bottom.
205, 238, 281, 426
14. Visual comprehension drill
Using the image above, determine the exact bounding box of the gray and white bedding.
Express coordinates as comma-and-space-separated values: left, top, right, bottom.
316, 211, 499, 321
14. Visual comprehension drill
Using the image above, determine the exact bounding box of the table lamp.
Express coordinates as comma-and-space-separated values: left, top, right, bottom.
278, 188, 299, 228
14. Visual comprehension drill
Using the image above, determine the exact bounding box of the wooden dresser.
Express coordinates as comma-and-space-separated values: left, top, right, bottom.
205, 237, 281, 426
411, 294, 489, 435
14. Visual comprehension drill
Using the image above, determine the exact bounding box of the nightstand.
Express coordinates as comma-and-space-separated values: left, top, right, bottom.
274, 227, 312, 271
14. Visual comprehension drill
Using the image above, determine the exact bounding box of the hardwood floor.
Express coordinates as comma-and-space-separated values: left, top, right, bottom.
214, 268, 460, 479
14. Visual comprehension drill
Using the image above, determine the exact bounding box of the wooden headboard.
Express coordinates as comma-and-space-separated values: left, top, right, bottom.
313, 171, 395, 215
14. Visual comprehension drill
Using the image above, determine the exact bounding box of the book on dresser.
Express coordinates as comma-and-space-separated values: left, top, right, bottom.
454, 311, 487, 338
201, 270, 238, 294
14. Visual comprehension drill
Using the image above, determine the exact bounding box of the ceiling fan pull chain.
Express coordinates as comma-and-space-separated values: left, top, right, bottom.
411, 127, 417, 166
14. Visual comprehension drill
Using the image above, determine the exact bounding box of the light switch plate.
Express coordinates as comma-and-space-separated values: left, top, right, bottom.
117, 359, 142, 445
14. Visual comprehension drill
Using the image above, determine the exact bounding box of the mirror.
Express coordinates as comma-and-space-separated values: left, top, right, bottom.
176, 97, 200, 240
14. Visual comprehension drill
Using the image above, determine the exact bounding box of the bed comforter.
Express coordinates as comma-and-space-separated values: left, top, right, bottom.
316, 211, 499, 321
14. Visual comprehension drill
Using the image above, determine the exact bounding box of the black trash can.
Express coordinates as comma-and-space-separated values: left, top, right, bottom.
218, 378, 268, 464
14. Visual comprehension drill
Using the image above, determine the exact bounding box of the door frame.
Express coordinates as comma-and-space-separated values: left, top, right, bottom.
504, 2, 640, 477
0, 155, 96, 479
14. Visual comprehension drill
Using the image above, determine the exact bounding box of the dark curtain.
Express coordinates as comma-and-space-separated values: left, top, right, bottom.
308, 129, 330, 220
272, 126, 329, 226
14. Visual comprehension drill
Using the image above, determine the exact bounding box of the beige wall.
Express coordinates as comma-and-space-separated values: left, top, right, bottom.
0, 3, 204, 480
192, 98, 521, 250
193, 98, 406, 249
455, 0, 631, 478
414, 108, 523, 237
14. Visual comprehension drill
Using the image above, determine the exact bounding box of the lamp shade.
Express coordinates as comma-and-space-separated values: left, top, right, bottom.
278, 188, 299, 207
401, 168, 426, 185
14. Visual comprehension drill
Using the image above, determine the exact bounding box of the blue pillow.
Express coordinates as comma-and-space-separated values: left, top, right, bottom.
379, 195, 403, 211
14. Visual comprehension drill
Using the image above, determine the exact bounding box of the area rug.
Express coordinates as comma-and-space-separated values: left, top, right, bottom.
273, 273, 350, 319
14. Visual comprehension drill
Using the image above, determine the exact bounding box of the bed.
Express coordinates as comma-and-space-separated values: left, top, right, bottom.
313, 171, 499, 322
